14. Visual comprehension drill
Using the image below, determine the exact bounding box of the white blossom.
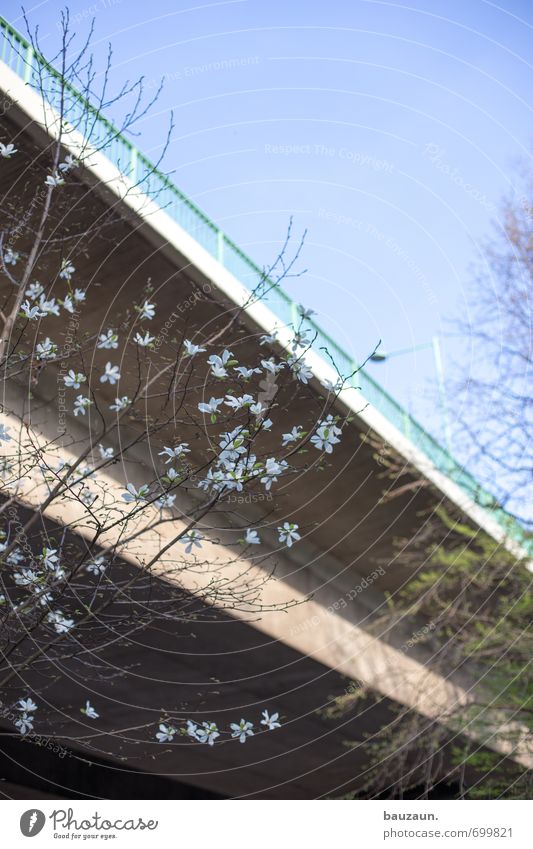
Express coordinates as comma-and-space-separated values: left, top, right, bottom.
14, 569, 41, 587
58, 154, 78, 172
180, 530, 203, 554
14, 712, 34, 735
59, 259, 75, 280
36, 337, 57, 359
244, 528, 260, 545
198, 397, 223, 415
45, 171, 65, 188
138, 300, 155, 320
212, 363, 227, 378
38, 294, 60, 316
261, 709, 281, 730
97, 330, 119, 349
261, 358, 284, 375
155, 493, 176, 510
310, 416, 342, 454
100, 362, 121, 385
86, 556, 106, 575
156, 723, 175, 743
134, 330, 155, 347
48, 563, 66, 581
47, 610, 74, 633
7, 548, 24, 565
4, 248, 19, 264
0, 424, 12, 442
62, 295, 75, 313
20, 300, 44, 320
37, 590, 54, 607
79, 487, 97, 508
64, 370, 86, 389
234, 366, 261, 379
260, 457, 288, 491
288, 357, 313, 384
224, 394, 254, 411
323, 378, 344, 394
290, 330, 313, 355
0, 142, 17, 158
121, 483, 149, 503
278, 522, 300, 548
218, 426, 248, 463
297, 304, 316, 320
158, 444, 190, 463
98, 444, 114, 460
26, 282, 44, 300
196, 721, 219, 746
17, 697, 37, 713
162, 468, 180, 484
207, 349, 233, 378
282, 426, 303, 446
259, 332, 278, 346
73, 395, 93, 416
109, 396, 130, 411
186, 720, 201, 740
41, 547, 59, 569
250, 401, 266, 417
81, 700, 99, 720
230, 719, 254, 743
184, 340, 206, 356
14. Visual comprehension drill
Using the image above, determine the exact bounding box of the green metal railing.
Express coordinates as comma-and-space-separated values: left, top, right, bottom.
0, 16, 530, 553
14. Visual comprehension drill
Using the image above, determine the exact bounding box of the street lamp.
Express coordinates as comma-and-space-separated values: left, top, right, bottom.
369, 336, 452, 454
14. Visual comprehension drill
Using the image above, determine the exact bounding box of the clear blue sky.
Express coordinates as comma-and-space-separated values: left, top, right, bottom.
5, 0, 532, 448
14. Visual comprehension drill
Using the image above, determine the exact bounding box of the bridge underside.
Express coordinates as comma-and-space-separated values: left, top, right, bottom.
0, 80, 520, 800
0, 104, 445, 595
0, 505, 429, 801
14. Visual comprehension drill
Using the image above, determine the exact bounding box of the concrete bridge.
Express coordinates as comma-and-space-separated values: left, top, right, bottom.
0, 16, 528, 799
